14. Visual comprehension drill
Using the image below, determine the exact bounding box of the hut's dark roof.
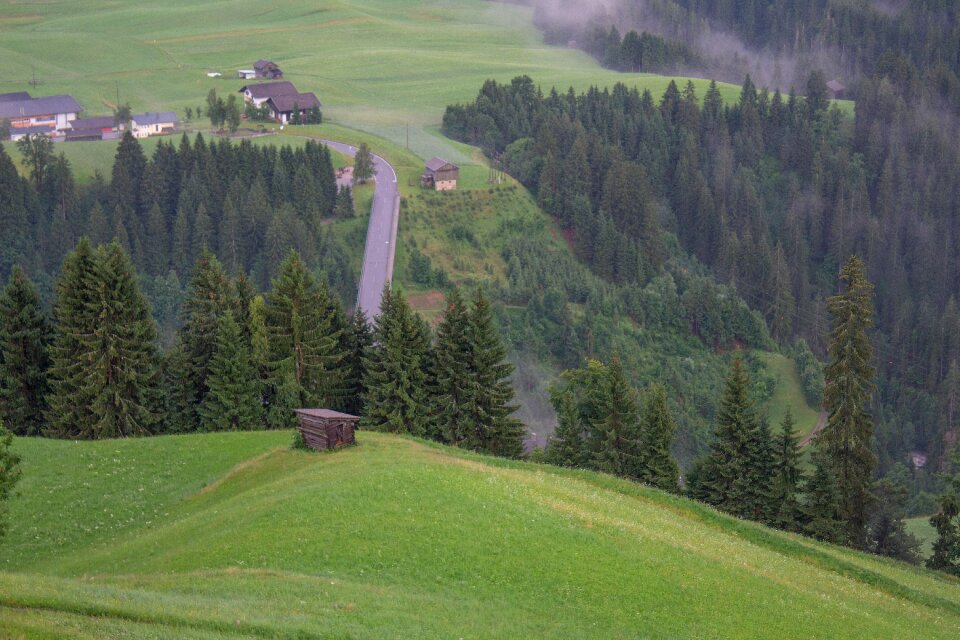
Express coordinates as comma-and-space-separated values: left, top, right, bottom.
294, 408, 360, 420
425, 157, 457, 172
0, 91, 32, 103
826, 80, 846, 92
267, 92, 321, 112
0, 95, 82, 119
240, 81, 297, 99
254, 59, 277, 70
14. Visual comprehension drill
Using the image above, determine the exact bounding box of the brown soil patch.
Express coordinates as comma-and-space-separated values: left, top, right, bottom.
151, 17, 369, 44
407, 290, 445, 312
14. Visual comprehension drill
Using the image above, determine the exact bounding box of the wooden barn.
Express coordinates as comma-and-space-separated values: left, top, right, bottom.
421, 157, 459, 191
826, 80, 846, 100
294, 408, 359, 450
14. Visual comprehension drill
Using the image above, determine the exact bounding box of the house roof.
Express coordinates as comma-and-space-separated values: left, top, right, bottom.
254, 59, 278, 70
266, 92, 321, 112
132, 112, 177, 126
10, 125, 58, 137
0, 91, 31, 103
240, 81, 298, 99
826, 80, 846, 92
69, 116, 115, 131
293, 408, 359, 420
0, 95, 82, 119
425, 157, 458, 172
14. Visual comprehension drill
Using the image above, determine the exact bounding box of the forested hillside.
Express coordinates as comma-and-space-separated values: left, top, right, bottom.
443, 70, 960, 479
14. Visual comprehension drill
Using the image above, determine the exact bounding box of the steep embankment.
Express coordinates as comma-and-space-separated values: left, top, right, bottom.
1, 432, 957, 638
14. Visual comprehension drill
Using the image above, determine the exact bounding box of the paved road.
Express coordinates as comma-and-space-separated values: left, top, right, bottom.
320, 139, 399, 319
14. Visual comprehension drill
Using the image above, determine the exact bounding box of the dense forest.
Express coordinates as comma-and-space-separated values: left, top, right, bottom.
523, 0, 960, 93
1, 133, 358, 343
442, 67, 960, 484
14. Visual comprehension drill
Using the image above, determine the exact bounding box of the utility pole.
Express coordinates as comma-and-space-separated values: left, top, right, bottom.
406, 122, 409, 150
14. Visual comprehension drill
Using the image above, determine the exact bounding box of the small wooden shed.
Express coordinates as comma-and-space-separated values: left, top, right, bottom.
826, 80, 846, 100
294, 408, 359, 450
421, 157, 459, 191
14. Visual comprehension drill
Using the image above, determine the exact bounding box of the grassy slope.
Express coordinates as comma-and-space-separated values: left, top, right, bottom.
1, 432, 957, 638
757, 352, 821, 439
908, 516, 936, 558
0, 0, 749, 165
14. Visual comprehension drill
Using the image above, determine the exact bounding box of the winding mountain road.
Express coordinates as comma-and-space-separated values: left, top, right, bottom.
320, 139, 400, 318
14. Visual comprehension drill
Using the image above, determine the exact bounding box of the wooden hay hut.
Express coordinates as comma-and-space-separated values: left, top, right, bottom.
421, 157, 459, 191
826, 79, 846, 100
294, 409, 359, 450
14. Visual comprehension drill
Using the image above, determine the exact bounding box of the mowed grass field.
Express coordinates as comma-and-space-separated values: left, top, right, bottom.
0, 431, 958, 638
0, 0, 751, 165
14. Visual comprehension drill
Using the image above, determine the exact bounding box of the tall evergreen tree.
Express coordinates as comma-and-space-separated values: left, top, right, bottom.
175, 250, 234, 431
820, 255, 876, 546
867, 479, 920, 563
771, 408, 804, 531
362, 286, 432, 435
199, 311, 262, 431
341, 308, 372, 417
46, 239, 101, 437
83, 242, 159, 437
590, 355, 641, 476
545, 390, 585, 467
0, 418, 21, 542
466, 288, 525, 457
804, 450, 844, 543
0, 267, 51, 436
265, 251, 345, 422
432, 288, 473, 445
695, 357, 758, 518
927, 493, 960, 574
636, 383, 680, 492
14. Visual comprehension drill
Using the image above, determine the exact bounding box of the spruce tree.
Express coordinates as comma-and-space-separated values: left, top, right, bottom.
748, 413, 777, 523
928, 493, 960, 574
637, 383, 680, 492
0, 267, 51, 436
697, 357, 757, 518
265, 251, 345, 420
432, 288, 473, 445
590, 355, 641, 476
83, 242, 159, 437
804, 450, 844, 543
466, 288, 525, 457
821, 255, 876, 546
0, 418, 22, 541
341, 308, 372, 417
199, 311, 262, 431
362, 286, 432, 435
867, 479, 920, 563
771, 408, 804, 531
545, 390, 585, 467
176, 250, 235, 431
46, 239, 101, 437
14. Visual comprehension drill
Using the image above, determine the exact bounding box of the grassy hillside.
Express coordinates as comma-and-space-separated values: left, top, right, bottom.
1, 432, 957, 638
0, 0, 747, 164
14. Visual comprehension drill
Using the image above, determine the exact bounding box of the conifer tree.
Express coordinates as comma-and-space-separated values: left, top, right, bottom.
362, 286, 432, 435
748, 413, 777, 523
341, 307, 372, 417
46, 239, 101, 437
431, 288, 473, 445
466, 288, 525, 457
0, 418, 21, 541
927, 493, 960, 574
176, 250, 234, 431
804, 450, 844, 543
84, 242, 159, 437
199, 311, 262, 431
771, 408, 804, 530
696, 357, 757, 518
636, 383, 680, 492
0, 267, 51, 436
867, 479, 920, 563
590, 355, 641, 476
821, 255, 876, 546
545, 390, 585, 467
265, 251, 345, 419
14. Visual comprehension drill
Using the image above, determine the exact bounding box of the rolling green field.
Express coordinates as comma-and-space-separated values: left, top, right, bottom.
0, 0, 753, 164
1, 431, 957, 638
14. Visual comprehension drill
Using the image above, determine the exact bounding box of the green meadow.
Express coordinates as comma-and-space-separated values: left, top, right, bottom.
0, 432, 957, 638
0, 0, 752, 164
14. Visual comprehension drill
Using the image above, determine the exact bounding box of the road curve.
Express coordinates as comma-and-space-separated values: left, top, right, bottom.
319, 139, 400, 319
